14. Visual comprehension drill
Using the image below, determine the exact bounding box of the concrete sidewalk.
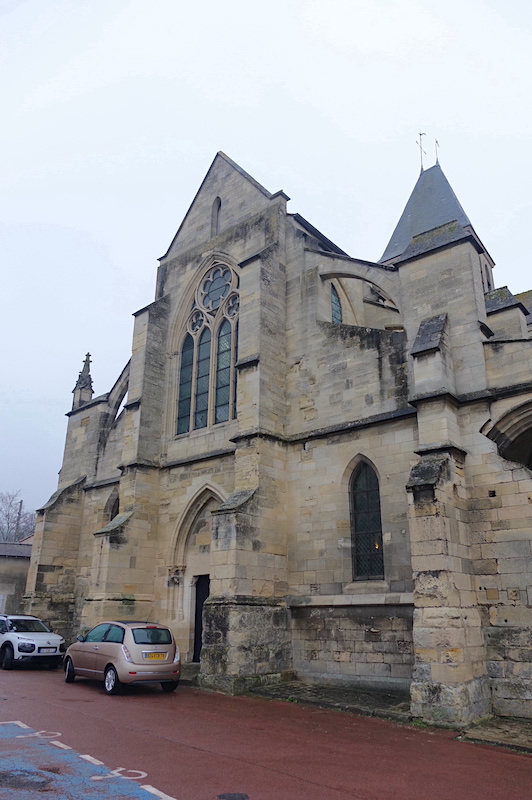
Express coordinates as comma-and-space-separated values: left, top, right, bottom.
248, 680, 532, 753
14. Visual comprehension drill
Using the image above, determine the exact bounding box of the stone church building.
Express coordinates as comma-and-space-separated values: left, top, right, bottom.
25, 153, 532, 725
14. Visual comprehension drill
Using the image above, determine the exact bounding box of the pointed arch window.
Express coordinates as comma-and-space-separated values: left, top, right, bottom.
211, 197, 222, 237
350, 462, 384, 580
331, 284, 343, 324
176, 264, 239, 434
110, 496, 120, 521
194, 328, 211, 429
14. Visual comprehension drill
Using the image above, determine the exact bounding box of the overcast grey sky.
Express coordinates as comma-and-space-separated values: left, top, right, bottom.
1, 0, 532, 510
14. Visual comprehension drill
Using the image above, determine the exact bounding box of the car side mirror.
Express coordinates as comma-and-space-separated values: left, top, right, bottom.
76, 634, 86, 642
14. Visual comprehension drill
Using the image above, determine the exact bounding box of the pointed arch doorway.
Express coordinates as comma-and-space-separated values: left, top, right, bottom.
170, 491, 218, 664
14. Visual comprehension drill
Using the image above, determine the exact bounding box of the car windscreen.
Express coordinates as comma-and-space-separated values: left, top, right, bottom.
9, 619, 49, 633
132, 628, 172, 645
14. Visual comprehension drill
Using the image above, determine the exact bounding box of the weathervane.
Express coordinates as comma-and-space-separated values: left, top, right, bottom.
435, 139, 440, 163
416, 132, 426, 171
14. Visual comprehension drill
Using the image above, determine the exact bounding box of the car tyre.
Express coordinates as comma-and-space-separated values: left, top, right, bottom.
1, 645, 14, 670
161, 681, 179, 692
64, 658, 76, 683
104, 665, 121, 695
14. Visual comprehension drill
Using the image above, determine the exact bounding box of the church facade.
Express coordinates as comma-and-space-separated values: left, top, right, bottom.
25, 153, 532, 724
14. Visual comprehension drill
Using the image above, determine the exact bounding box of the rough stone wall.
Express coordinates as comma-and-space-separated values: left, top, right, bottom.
285, 418, 417, 599
397, 242, 489, 396
201, 596, 292, 694
408, 447, 491, 726
484, 340, 532, 389
25, 480, 86, 639
291, 605, 413, 687
0, 554, 30, 615
464, 402, 532, 717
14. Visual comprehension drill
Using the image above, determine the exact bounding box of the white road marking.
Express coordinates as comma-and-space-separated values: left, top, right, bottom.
2, 720, 176, 798
90, 767, 147, 781
16, 730, 62, 739
80, 754, 105, 765
141, 785, 178, 800
0, 720, 30, 728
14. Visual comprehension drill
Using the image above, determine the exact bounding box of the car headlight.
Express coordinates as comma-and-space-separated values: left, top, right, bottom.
17, 642, 35, 653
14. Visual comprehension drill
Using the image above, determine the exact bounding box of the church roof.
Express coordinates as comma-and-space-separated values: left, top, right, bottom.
379, 163, 472, 264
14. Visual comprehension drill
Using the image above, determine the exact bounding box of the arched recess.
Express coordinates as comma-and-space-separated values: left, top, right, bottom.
166, 485, 226, 660
342, 455, 385, 581
170, 484, 225, 568
320, 270, 403, 331
484, 400, 532, 470
211, 196, 222, 237
104, 489, 120, 521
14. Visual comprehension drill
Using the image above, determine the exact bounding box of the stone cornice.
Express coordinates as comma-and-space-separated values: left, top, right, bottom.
287, 593, 414, 608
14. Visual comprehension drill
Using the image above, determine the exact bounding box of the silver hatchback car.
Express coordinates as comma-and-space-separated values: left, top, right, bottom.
64, 621, 180, 694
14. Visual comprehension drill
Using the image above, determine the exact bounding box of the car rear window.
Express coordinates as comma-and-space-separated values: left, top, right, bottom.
132, 627, 172, 645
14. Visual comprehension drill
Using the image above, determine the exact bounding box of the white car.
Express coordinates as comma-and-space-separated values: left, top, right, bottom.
0, 614, 65, 669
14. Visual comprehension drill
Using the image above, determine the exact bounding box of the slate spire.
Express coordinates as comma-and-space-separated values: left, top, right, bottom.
72, 353, 93, 410
379, 163, 473, 264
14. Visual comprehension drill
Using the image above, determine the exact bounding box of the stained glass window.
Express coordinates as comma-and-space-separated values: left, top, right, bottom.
176, 264, 239, 434
350, 462, 384, 579
201, 266, 232, 311
194, 328, 211, 429
215, 319, 232, 423
177, 334, 194, 434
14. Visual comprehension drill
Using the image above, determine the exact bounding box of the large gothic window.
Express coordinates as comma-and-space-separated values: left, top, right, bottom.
176, 264, 239, 434
350, 462, 384, 580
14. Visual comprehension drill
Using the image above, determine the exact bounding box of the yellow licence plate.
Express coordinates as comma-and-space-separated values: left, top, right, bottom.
146, 652, 166, 660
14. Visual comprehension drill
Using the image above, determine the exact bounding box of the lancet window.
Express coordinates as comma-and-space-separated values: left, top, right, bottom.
176, 264, 239, 435
331, 284, 343, 324
350, 462, 384, 580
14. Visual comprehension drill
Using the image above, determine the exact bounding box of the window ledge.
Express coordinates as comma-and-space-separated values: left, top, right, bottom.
287, 593, 414, 608
343, 580, 388, 594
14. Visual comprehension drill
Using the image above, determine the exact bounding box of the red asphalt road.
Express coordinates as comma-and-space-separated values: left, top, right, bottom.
0, 668, 530, 800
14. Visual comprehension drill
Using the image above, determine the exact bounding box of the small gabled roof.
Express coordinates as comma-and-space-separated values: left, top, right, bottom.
380, 163, 472, 264
485, 286, 529, 316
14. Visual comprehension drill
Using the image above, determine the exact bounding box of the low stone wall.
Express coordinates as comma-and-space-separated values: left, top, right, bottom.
291, 604, 413, 688
486, 625, 532, 718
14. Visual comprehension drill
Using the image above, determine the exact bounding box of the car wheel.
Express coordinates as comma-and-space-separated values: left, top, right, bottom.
104, 666, 121, 695
1, 645, 14, 670
64, 658, 76, 683
161, 681, 179, 692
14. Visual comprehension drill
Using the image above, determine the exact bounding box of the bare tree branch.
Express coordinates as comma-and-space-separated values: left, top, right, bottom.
0, 491, 36, 542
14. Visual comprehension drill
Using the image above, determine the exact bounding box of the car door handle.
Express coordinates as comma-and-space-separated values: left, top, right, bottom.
93, 646, 99, 650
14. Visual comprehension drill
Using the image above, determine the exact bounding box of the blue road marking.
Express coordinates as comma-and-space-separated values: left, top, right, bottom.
0, 721, 175, 799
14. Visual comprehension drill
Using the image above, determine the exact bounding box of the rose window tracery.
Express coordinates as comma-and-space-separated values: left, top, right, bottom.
200, 266, 232, 312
